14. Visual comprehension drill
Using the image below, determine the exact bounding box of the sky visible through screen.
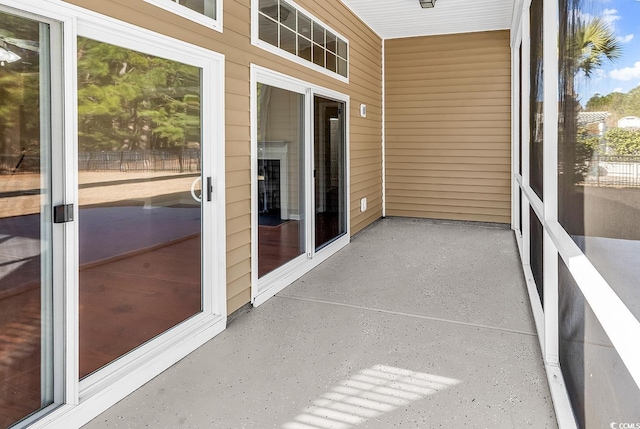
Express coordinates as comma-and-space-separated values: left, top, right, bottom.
578, 0, 640, 102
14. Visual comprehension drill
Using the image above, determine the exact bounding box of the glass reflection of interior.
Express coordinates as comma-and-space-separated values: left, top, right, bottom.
314, 96, 346, 251
0, 10, 54, 428
257, 83, 305, 278
77, 37, 203, 378
558, 0, 640, 424
175, 0, 216, 19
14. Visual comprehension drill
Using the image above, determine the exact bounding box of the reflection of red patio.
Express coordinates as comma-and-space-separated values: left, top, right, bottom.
0, 235, 201, 426
0, 288, 41, 429
0, 205, 202, 425
79, 235, 201, 377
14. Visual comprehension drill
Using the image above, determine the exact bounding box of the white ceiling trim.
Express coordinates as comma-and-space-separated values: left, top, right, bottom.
340, 0, 515, 40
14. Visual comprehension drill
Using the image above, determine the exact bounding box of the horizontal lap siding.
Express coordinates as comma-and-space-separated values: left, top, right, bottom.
66, 0, 382, 314
385, 31, 511, 224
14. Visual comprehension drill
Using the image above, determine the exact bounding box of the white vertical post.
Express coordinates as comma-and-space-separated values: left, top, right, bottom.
511, 38, 519, 231
39, 19, 54, 407
521, 4, 532, 271
542, 0, 560, 365
381, 39, 386, 218
250, 66, 258, 303
64, 16, 80, 406
306, 88, 314, 257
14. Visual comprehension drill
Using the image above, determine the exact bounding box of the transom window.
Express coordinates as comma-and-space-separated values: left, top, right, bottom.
144, 0, 221, 31
255, 0, 348, 80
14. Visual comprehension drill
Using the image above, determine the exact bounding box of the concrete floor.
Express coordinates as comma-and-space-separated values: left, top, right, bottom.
84, 217, 558, 429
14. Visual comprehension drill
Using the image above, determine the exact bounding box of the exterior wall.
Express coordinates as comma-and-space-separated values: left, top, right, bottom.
385, 30, 511, 224
64, 0, 383, 314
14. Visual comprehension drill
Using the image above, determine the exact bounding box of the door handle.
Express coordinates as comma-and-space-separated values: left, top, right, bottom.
53, 204, 74, 223
190, 177, 202, 203
190, 177, 212, 203
206, 177, 213, 202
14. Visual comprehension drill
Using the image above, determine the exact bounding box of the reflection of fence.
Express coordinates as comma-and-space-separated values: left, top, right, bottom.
1, 150, 201, 174
78, 150, 201, 172
584, 155, 640, 188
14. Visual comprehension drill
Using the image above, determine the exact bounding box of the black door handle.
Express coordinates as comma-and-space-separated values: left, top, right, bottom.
53, 204, 74, 223
207, 177, 213, 202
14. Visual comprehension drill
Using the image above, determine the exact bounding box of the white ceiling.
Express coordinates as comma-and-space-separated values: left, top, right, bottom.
339, 0, 516, 40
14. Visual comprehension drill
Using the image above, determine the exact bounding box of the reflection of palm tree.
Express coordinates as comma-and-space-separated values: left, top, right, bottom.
573, 17, 622, 78
560, 11, 622, 184
558, 3, 623, 233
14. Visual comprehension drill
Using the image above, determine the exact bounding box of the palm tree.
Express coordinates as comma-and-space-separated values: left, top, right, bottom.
558, 4, 622, 233
573, 17, 622, 79
560, 12, 622, 169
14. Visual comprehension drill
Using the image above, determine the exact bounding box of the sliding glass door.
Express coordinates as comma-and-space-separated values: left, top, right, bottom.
77, 37, 205, 378
252, 67, 349, 304
256, 83, 306, 278
1, 3, 226, 425
0, 8, 54, 427
314, 96, 346, 250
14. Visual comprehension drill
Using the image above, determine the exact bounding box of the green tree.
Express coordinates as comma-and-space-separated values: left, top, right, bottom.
573, 17, 622, 79
585, 91, 627, 115
0, 11, 41, 164
77, 37, 200, 153
584, 85, 640, 123
559, 7, 622, 184
621, 86, 640, 118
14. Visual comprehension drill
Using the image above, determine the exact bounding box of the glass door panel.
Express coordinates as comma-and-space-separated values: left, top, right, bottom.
77, 37, 203, 378
314, 96, 346, 251
257, 83, 306, 278
0, 9, 54, 427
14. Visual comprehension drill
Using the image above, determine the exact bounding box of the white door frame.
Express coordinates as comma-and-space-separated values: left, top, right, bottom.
0, 2, 227, 428
75, 11, 227, 399
250, 64, 350, 307
312, 94, 348, 251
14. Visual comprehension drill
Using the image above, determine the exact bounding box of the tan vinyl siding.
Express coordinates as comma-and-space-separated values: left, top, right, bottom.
385, 31, 511, 224
64, 0, 383, 314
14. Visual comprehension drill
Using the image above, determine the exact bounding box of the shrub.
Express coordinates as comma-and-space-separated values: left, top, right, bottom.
606, 127, 640, 155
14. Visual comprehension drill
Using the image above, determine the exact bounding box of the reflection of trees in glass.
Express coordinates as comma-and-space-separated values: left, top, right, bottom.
0, 12, 41, 165
559, 0, 621, 184
585, 85, 640, 156
587, 86, 640, 120
77, 37, 200, 153
575, 127, 600, 177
